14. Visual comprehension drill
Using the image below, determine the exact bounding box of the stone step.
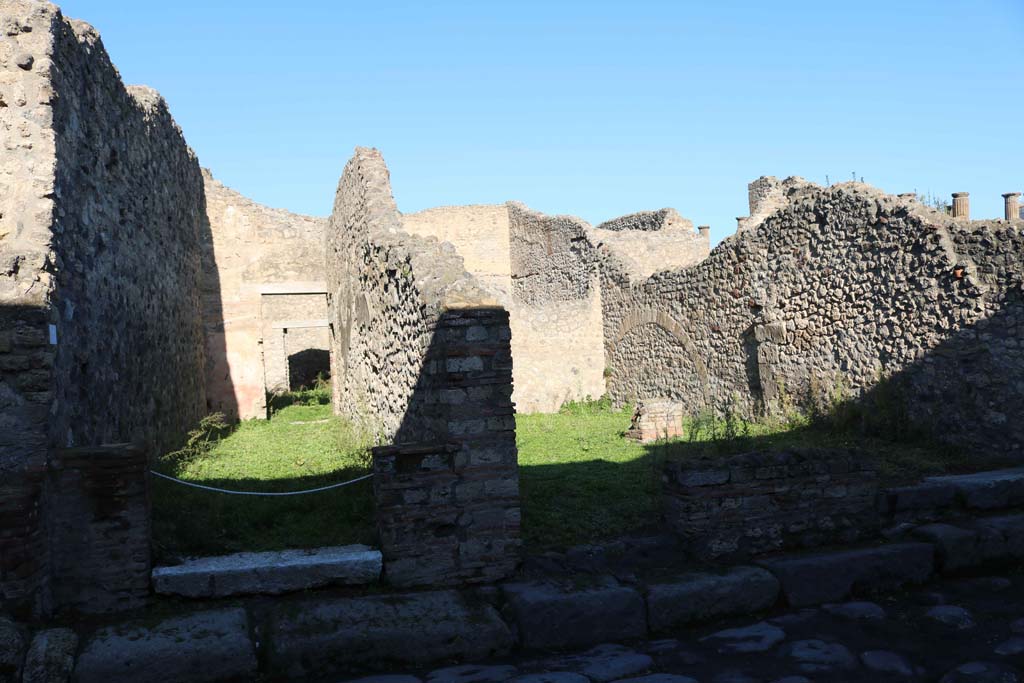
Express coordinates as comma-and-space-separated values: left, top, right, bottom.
913, 513, 1024, 573
151, 544, 381, 598
646, 566, 780, 632
74, 608, 257, 683
925, 467, 1024, 510
758, 542, 934, 607
265, 589, 513, 678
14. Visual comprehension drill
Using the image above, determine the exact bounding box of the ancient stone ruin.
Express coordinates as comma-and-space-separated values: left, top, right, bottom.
2, 5, 1024, 676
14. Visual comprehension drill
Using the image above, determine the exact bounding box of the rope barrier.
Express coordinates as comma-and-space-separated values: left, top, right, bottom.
149, 470, 373, 496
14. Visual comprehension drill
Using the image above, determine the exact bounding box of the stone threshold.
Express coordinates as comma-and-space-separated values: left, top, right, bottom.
151, 544, 382, 598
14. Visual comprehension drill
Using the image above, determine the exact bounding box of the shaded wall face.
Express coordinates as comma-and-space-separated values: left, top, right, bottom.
260, 293, 329, 393
602, 183, 1024, 454
201, 174, 327, 419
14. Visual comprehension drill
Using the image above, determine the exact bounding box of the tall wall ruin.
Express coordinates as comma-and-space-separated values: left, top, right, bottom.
1, 0, 209, 612
603, 179, 1024, 455
201, 173, 328, 419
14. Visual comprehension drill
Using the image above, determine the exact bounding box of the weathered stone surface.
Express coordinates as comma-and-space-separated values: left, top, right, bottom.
646, 566, 780, 631
425, 664, 519, 683
74, 608, 257, 683
699, 622, 786, 653
342, 677, 423, 683
547, 645, 653, 683
151, 544, 381, 597
0, 618, 25, 683
22, 628, 76, 683
926, 605, 976, 630
940, 661, 1023, 683
266, 590, 512, 678
612, 675, 698, 683
508, 674, 589, 683
503, 580, 646, 650
860, 650, 915, 677
882, 481, 958, 517
926, 469, 1024, 510
994, 638, 1024, 656
780, 640, 857, 673
913, 523, 999, 573
821, 601, 886, 621
759, 542, 934, 607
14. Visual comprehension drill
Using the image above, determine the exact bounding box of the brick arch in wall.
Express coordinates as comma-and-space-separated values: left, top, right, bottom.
612, 308, 709, 392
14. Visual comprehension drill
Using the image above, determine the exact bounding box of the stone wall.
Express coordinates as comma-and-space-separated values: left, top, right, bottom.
596, 208, 693, 233
1, 0, 209, 612
664, 449, 880, 559
589, 216, 709, 281
507, 202, 607, 411
401, 205, 513, 297
201, 172, 327, 419
603, 180, 1024, 455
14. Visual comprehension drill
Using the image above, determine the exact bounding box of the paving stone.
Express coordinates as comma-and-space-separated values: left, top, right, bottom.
0, 618, 25, 683
926, 605, 977, 630
711, 673, 760, 683
770, 678, 811, 683
861, 650, 915, 676
643, 639, 682, 654
926, 469, 1024, 510
266, 590, 512, 678
503, 579, 646, 650
22, 628, 77, 683
779, 639, 858, 673
425, 664, 519, 683
646, 566, 780, 632
700, 622, 786, 654
939, 661, 1023, 683
342, 677, 423, 683
976, 515, 1024, 558
552, 645, 653, 683
508, 674, 589, 683
769, 609, 818, 626
1011, 618, 1024, 634
74, 608, 257, 683
994, 638, 1024, 656
822, 601, 886, 621
758, 542, 934, 607
152, 544, 382, 597
611, 675, 698, 683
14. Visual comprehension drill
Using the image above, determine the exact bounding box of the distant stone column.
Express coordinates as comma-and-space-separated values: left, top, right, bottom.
736, 217, 747, 230
697, 225, 710, 239
951, 192, 970, 219
1003, 192, 1021, 221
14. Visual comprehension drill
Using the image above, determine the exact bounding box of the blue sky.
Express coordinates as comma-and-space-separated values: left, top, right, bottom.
60, 1, 1023, 243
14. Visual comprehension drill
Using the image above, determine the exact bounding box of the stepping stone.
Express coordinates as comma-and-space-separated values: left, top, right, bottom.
758, 543, 934, 607
646, 566, 780, 631
266, 590, 512, 678
612, 676, 698, 683
861, 650, 915, 677
822, 601, 886, 621
75, 608, 258, 683
940, 661, 1023, 683
503, 579, 646, 650
426, 664, 519, 683
926, 605, 977, 630
551, 644, 653, 683
769, 609, 818, 627
152, 544, 382, 597
700, 622, 786, 654
780, 639, 858, 673
22, 628, 77, 683
995, 638, 1024, 656
508, 674, 589, 683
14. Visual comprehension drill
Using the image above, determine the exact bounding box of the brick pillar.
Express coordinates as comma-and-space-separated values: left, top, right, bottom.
951, 192, 970, 219
0, 469, 48, 617
1004, 193, 1021, 221
372, 307, 520, 587
48, 443, 151, 613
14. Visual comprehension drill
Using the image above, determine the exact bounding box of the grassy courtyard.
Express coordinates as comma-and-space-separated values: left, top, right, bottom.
153, 391, 999, 561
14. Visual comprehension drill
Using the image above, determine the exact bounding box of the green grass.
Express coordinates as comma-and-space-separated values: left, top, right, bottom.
152, 402, 375, 563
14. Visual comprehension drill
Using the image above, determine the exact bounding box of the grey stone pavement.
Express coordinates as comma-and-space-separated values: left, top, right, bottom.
338, 569, 1024, 683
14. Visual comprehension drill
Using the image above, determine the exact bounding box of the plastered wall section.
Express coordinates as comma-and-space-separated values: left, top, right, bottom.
201, 172, 327, 419
401, 205, 513, 297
